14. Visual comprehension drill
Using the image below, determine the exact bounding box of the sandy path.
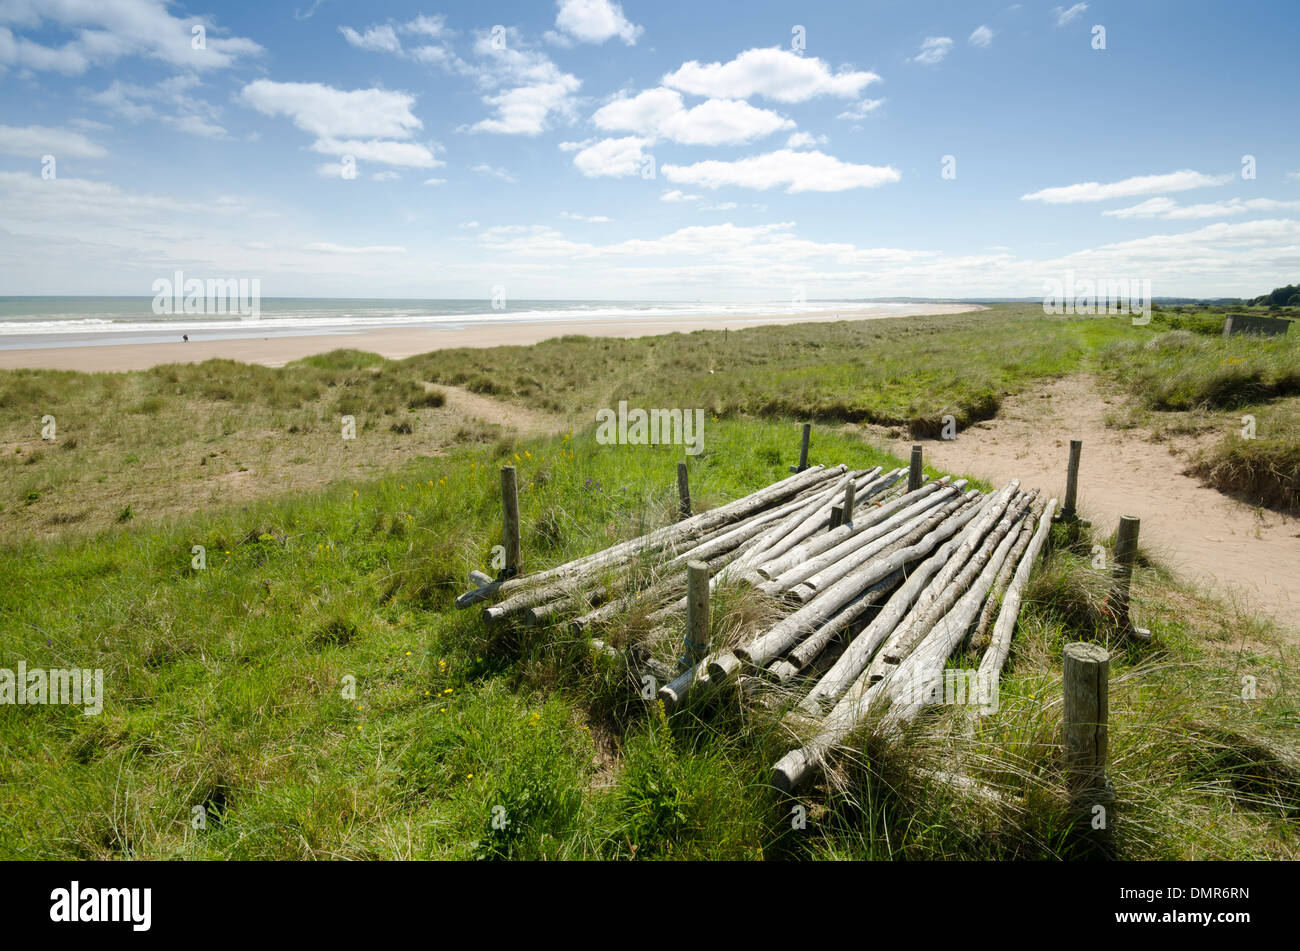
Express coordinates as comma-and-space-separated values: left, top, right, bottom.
438, 384, 570, 438
871, 375, 1300, 637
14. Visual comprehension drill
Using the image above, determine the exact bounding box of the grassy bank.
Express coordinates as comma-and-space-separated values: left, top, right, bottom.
0, 418, 1295, 859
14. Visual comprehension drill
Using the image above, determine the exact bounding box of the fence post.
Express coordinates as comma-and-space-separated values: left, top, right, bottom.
684, 561, 710, 667
676, 461, 691, 520
500, 465, 521, 578
790, 423, 811, 473
908, 445, 924, 492
1106, 515, 1147, 637
1061, 439, 1083, 520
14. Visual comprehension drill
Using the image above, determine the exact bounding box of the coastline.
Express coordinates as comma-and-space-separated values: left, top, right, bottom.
0, 303, 983, 372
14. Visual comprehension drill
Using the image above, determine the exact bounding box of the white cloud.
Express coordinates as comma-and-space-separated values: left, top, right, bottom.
701, 201, 738, 211
571, 136, 650, 178
404, 15, 450, 39
89, 75, 228, 139
1103, 196, 1300, 220
660, 190, 700, 202
909, 37, 953, 65
1286, 171, 1300, 183
464, 28, 581, 134
969, 25, 994, 48
593, 87, 794, 146
240, 80, 442, 168
662, 149, 901, 193
371, 170, 400, 182
554, 0, 642, 45
837, 98, 885, 121
1022, 169, 1233, 203
304, 242, 406, 254
0, 123, 106, 158
560, 211, 613, 222
0, 0, 262, 74
472, 163, 518, 184
663, 48, 880, 103
1054, 3, 1088, 26
423, 177, 447, 186
785, 132, 828, 149
339, 24, 400, 53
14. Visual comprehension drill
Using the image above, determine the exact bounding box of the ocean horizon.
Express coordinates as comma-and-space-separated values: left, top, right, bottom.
0, 296, 926, 350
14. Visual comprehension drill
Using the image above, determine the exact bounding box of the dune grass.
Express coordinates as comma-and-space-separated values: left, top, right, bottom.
1096, 328, 1300, 512
0, 418, 1295, 860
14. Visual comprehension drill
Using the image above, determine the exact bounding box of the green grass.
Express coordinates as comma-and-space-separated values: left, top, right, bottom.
401, 305, 1134, 435
0, 418, 1295, 860
1096, 327, 1300, 512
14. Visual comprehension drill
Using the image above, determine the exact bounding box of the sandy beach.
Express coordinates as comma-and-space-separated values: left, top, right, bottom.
0, 303, 981, 372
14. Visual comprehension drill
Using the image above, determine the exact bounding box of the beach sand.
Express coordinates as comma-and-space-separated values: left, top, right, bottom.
0, 303, 982, 372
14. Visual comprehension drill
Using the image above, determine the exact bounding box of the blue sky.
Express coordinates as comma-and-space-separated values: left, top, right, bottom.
1, 0, 1298, 299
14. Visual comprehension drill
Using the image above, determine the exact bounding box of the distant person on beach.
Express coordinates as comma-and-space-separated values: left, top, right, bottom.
183, 334, 188, 342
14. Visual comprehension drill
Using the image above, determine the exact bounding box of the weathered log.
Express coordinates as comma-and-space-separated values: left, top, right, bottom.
968, 512, 1036, 653
874, 487, 1035, 669
978, 498, 1057, 680
798, 493, 987, 711
776, 482, 968, 599
755, 477, 951, 582
721, 490, 986, 677
485, 465, 842, 621
494, 463, 839, 600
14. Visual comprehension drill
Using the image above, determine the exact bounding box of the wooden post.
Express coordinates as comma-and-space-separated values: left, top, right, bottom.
1063, 641, 1110, 797
907, 445, 923, 492
842, 481, 856, 525
829, 504, 844, 529
683, 560, 710, 667
500, 465, 521, 578
676, 461, 691, 520
1106, 515, 1143, 633
1062, 440, 1082, 519
790, 423, 811, 473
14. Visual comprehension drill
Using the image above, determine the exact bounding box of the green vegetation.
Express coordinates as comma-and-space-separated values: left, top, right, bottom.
1098, 329, 1300, 511
403, 305, 1131, 435
1, 305, 1296, 860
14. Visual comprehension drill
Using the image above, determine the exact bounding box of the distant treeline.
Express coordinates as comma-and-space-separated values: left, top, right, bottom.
1250, 283, 1300, 307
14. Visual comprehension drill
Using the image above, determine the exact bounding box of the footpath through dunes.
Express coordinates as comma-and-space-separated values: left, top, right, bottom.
437, 383, 571, 439
870, 374, 1300, 639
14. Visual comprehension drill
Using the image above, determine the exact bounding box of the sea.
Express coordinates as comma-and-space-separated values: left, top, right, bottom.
0, 297, 899, 350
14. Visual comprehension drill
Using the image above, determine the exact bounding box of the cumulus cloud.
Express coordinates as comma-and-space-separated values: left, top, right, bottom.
0, 123, 106, 158
339, 24, 401, 53
1022, 169, 1233, 203
0, 0, 262, 74
663, 48, 880, 103
464, 28, 581, 134
662, 149, 901, 193
593, 87, 794, 146
553, 0, 642, 45
969, 25, 994, 48
785, 132, 828, 149
239, 80, 443, 168
560, 211, 613, 222
570, 136, 651, 177
837, 98, 885, 121
909, 37, 953, 65
1102, 196, 1300, 220
660, 190, 700, 202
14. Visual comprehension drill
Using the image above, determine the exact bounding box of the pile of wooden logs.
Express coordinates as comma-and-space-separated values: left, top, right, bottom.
457, 448, 1060, 797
